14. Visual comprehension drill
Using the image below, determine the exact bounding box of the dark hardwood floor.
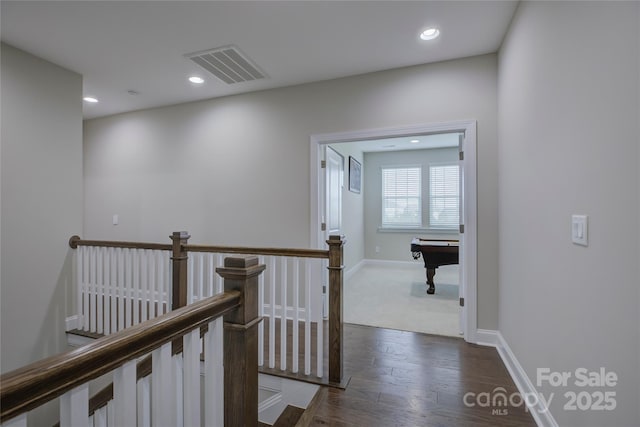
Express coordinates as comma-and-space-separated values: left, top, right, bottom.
299, 324, 537, 427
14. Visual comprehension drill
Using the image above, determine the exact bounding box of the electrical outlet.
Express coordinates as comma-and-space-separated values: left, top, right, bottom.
375, 246, 380, 253
571, 215, 588, 246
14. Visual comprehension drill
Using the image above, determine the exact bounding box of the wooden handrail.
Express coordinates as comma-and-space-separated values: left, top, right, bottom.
68, 235, 171, 251
0, 291, 241, 423
68, 235, 329, 259
186, 244, 329, 259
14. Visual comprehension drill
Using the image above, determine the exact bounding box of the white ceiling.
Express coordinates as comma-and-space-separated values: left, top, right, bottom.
1, 1, 518, 119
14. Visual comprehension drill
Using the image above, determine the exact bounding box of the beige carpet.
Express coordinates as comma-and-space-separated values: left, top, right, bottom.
344, 263, 461, 337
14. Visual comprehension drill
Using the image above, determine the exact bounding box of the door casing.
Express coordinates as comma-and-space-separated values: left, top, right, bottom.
309, 120, 478, 343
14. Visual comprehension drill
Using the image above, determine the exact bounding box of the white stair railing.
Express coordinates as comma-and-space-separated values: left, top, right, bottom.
75, 245, 172, 334
188, 252, 325, 378
68, 233, 345, 384
2, 255, 262, 427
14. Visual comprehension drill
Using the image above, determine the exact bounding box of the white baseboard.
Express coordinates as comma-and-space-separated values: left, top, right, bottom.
343, 259, 427, 281
362, 259, 422, 268
65, 315, 79, 331
344, 259, 365, 281
475, 328, 499, 347
470, 329, 558, 427
495, 332, 559, 427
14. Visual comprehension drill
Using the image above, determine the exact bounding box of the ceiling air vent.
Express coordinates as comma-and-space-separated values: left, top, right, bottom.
185, 45, 267, 84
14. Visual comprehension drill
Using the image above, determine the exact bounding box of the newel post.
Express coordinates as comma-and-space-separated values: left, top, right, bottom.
170, 231, 191, 310
327, 234, 345, 384
216, 256, 266, 427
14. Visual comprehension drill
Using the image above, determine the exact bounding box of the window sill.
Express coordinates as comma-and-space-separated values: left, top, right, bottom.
377, 227, 458, 234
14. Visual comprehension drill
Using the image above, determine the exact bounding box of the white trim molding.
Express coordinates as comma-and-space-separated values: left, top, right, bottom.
495, 332, 559, 427
344, 259, 366, 281
475, 328, 500, 347
65, 315, 80, 332
471, 330, 558, 427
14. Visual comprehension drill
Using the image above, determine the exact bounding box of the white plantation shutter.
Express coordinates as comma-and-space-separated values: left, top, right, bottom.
429, 164, 459, 229
382, 167, 421, 227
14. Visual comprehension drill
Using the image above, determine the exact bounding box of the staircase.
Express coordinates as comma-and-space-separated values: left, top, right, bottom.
260, 405, 305, 427
66, 330, 319, 426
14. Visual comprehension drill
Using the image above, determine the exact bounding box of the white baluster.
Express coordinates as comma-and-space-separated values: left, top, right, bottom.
77, 246, 85, 330
109, 248, 117, 334
174, 354, 184, 427
161, 251, 170, 315
97, 247, 105, 334
83, 246, 90, 330
125, 249, 133, 328
269, 256, 276, 369
94, 406, 106, 427
114, 360, 136, 426
187, 256, 194, 305
280, 257, 287, 371
157, 251, 166, 315
305, 258, 312, 375
117, 248, 125, 332
317, 258, 324, 378
148, 251, 157, 320
137, 376, 151, 427
89, 247, 97, 333
204, 318, 223, 427
152, 342, 175, 426
140, 250, 148, 322
197, 253, 204, 302
206, 253, 214, 297
183, 329, 201, 427
132, 249, 140, 326
60, 383, 88, 427
103, 248, 111, 335
292, 258, 300, 373
258, 255, 265, 367
106, 401, 114, 427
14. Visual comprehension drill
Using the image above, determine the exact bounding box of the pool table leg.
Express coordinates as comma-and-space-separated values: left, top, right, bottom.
426, 268, 436, 294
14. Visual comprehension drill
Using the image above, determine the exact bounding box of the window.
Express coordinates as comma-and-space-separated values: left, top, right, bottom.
429, 164, 459, 229
381, 167, 421, 227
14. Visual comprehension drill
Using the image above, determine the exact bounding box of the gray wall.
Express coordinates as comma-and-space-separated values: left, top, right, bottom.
84, 54, 500, 329
1, 43, 83, 424
363, 147, 458, 261
498, 2, 639, 425
327, 144, 364, 273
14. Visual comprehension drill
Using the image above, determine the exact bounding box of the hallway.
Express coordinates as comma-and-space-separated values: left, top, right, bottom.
300, 324, 536, 426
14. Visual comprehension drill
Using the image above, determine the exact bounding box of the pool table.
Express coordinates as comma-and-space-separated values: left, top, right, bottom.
411, 238, 459, 294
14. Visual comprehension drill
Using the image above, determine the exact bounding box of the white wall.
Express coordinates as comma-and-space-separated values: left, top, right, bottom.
1, 43, 83, 424
363, 147, 458, 261
84, 54, 500, 329
498, 2, 639, 426
327, 144, 364, 273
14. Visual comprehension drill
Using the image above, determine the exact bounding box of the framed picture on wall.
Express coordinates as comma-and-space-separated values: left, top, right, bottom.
349, 156, 361, 194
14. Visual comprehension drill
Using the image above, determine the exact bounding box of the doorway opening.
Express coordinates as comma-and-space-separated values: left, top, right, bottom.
310, 121, 478, 342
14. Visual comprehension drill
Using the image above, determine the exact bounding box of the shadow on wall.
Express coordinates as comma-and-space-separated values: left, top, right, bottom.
27, 249, 74, 426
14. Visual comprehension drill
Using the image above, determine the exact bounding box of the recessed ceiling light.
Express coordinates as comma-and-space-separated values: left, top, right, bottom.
420, 28, 440, 41
410, 139, 420, 144
188, 76, 204, 84
83, 96, 98, 103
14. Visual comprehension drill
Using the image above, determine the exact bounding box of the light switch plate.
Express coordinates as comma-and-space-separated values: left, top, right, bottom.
572, 215, 588, 246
